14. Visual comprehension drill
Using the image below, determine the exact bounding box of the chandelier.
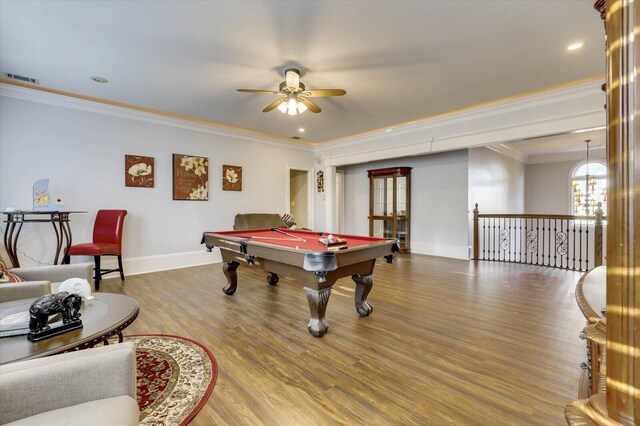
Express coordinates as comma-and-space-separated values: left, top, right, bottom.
572, 139, 607, 216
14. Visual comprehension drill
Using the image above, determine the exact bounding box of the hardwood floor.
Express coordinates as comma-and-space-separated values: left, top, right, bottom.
100, 254, 586, 425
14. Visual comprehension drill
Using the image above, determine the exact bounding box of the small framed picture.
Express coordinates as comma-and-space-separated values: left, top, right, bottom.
173, 154, 209, 200
222, 165, 242, 191
125, 155, 154, 188
317, 170, 324, 192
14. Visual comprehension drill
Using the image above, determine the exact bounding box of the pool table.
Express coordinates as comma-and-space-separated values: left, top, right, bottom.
201, 228, 399, 337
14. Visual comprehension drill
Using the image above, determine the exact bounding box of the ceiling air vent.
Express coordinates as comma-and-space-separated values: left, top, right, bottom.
4, 73, 39, 84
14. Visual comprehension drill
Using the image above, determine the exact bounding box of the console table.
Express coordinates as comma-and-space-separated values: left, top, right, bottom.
2, 210, 86, 268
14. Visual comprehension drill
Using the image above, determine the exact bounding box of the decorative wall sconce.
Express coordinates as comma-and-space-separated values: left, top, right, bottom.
316, 171, 324, 192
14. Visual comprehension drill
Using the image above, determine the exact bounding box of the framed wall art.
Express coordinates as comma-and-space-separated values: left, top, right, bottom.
317, 170, 325, 192
172, 154, 209, 200
125, 155, 154, 188
222, 165, 242, 191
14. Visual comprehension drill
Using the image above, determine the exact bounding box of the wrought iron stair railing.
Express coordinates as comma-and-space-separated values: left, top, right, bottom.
472, 204, 605, 272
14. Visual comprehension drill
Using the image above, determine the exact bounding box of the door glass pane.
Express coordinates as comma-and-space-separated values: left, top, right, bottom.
373, 177, 385, 215
386, 178, 393, 215
396, 220, 407, 245
396, 176, 407, 216
372, 219, 394, 238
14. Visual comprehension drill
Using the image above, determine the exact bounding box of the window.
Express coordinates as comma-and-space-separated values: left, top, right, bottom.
571, 160, 607, 216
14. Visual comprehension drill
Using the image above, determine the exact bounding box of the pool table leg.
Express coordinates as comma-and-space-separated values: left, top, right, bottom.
352, 274, 374, 316
267, 272, 279, 285
304, 287, 331, 338
222, 261, 240, 295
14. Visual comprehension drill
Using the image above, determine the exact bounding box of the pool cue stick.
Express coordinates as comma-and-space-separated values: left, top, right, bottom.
251, 236, 300, 242
271, 227, 307, 242
236, 235, 298, 242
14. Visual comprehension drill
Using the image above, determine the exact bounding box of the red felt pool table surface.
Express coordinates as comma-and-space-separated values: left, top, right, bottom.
206, 228, 389, 252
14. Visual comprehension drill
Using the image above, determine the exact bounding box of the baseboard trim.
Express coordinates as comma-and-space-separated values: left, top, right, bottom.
410, 242, 470, 260
79, 243, 469, 279
76, 249, 223, 278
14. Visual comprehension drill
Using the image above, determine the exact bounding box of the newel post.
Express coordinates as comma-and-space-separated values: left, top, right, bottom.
594, 202, 603, 268
473, 203, 479, 260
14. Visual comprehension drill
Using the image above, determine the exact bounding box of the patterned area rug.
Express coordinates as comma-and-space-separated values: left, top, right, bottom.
124, 334, 218, 425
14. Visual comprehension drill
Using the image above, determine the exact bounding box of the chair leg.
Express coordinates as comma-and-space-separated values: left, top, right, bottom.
117, 255, 125, 281
94, 255, 101, 291
63, 254, 70, 265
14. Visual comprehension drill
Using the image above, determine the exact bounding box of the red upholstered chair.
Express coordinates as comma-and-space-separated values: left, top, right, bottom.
64, 210, 127, 291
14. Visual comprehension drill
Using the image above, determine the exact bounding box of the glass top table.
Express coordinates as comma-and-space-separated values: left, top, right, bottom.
0, 293, 139, 365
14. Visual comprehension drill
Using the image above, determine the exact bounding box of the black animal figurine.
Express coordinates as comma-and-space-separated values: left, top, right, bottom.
28, 292, 82, 342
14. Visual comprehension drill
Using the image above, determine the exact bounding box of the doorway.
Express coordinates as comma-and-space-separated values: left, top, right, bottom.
287, 167, 313, 229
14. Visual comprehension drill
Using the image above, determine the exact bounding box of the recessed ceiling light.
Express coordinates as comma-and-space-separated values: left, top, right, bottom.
386, 128, 393, 133
298, 128, 305, 133
567, 42, 584, 51
90, 76, 108, 83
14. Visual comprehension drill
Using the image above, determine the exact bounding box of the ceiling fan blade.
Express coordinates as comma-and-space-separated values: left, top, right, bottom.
237, 89, 280, 95
300, 98, 321, 113
303, 89, 346, 97
263, 98, 286, 112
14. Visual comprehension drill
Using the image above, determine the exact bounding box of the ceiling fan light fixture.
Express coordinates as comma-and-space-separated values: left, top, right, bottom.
237, 67, 344, 115
285, 68, 300, 89
287, 96, 298, 115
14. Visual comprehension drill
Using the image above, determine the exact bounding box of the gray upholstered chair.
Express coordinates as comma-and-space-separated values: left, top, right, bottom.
233, 213, 286, 230
0, 257, 93, 303
0, 342, 139, 425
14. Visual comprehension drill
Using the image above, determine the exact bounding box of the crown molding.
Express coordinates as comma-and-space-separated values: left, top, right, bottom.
321, 108, 604, 166
0, 82, 314, 152
318, 80, 605, 166
1, 78, 606, 162
317, 76, 604, 148
485, 144, 528, 163
317, 78, 604, 152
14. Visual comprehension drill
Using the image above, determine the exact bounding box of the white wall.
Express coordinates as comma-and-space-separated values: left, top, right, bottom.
525, 154, 605, 214
341, 150, 469, 259
0, 96, 314, 273
468, 147, 525, 214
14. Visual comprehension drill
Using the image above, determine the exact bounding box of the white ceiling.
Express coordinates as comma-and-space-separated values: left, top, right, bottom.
0, 1, 604, 143
505, 128, 605, 159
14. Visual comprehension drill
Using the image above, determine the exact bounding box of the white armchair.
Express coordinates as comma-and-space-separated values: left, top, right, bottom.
0, 342, 139, 425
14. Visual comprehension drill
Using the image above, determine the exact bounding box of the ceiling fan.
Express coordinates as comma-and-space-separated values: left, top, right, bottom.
237, 68, 346, 115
